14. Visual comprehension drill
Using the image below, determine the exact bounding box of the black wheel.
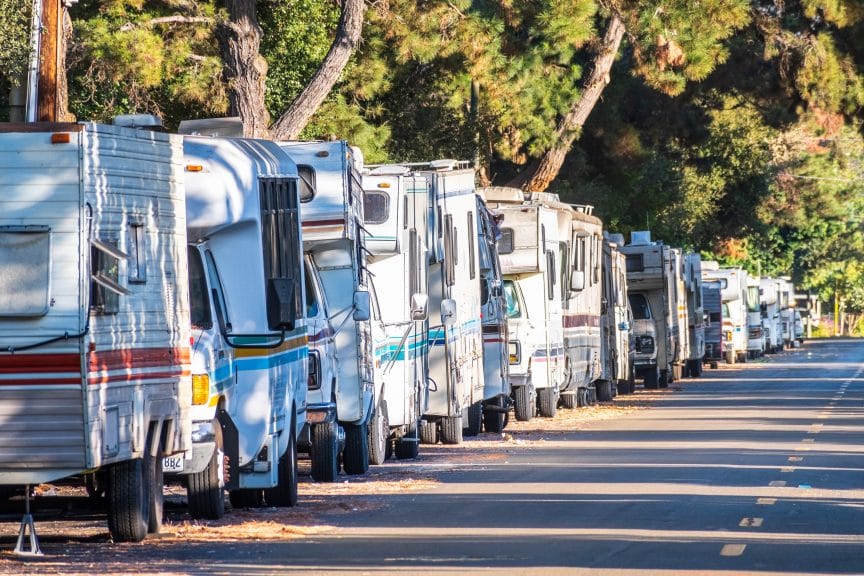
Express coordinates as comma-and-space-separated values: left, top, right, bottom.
368, 401, 389, 465
147, 448, 164, 535
483, 396, 507, 433
463, 402, 482, 437
537, 387, 558, 418
419, 419, 438, 444
559, 392, 577, 409
595, 380, 613, 402
188, 424, 226, 519
694, 361, 703, 377
725, 349, 735, 364
738, 352, 748, 363
266, 425, 299, 507
229, 489, 264, 509
106, 457, 149, 543
644, 368, 659, 389
514, 384, 534, 422
310, 421, 340, 483
659, 370, 669, 389
439, 415, 463, 445
395, 421, 420, 460
342, 422, 370, 475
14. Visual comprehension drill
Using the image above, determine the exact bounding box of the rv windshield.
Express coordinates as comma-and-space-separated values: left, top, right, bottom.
503, 280, 522, 319
188, 248, 212, 330
628, 293, 651, 320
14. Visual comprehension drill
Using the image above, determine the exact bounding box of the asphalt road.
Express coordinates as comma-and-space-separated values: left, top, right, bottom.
3, 338, 863, 575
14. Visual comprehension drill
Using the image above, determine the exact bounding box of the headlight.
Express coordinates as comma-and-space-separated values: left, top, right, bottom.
508, 341, 521, 364
192, 374, 210, 406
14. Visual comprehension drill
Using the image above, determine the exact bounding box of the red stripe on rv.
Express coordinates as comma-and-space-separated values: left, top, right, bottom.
0, 354, 80, 374
562, 314, 601, 328
88, 347, 191, 372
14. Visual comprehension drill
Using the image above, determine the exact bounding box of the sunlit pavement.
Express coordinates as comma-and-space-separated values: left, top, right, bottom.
266, 339, 864, 575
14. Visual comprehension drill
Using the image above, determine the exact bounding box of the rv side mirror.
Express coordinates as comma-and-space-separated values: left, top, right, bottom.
618, 321, 630, 332
440, 298, 457, 326
352, 291, 371, 321
266, 278, 296, 330
570, 271, 585, 292
601, 297, 608, 315
410, 293, 428, 321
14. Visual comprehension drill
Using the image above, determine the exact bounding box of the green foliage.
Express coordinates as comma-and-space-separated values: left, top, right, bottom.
0, 0, 31, 83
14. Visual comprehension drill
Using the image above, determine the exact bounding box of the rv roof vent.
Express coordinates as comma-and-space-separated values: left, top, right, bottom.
528, 192, 561, 204
606, 232, 625, 245
369, 164, 411, 176
701, 260, 720, 271
478, 186, 525, 204
428, 159, 458, 171
630, 230, 652, 246
177, 117, 244, 137
112, 114, 163, 130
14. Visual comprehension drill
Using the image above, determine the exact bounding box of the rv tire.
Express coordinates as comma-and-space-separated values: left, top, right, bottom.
514, 384, 534, 422
395, 421, 420, 459
146, 445, 164, 535
229, 489, 264, 509
188, 423, 226, 519
737, 352, 748, 363
644, 368, 659, 389
659, 370, 669, 388
310, 421, 340, 483
725, 350, 736, 364
106, 457, 149, 543
440, 415, 463, 445
368, 401, 390, 465
483, 395, 508, 433
342, 422, 370, 475
595, 380, 613, 402
463, 402, 482, 437
559, 392, 577, 409
419, 419, 438, 445
537, 387, 558, 418
266, 424, 299, 507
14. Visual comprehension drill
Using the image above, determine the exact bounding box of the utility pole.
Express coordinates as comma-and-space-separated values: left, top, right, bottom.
36, 0, 61, 122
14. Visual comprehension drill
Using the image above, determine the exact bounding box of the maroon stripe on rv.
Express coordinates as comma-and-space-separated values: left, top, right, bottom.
562, 314, 601, 328
308, 327, 335, 343
88, 369, 190, 385
0, 354, 80, 374
88, 347, 191, 372
303, 219, 346, 227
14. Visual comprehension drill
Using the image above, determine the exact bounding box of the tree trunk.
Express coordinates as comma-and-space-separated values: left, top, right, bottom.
58, 8, 74, 121
508, 13, 625, 192
269, 0, 365, 141
216, 0, 270, 139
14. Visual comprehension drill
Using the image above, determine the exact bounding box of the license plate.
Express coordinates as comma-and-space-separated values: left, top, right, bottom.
163, 456, 184, 473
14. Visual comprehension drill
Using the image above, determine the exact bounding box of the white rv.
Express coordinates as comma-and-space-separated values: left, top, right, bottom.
481, 188, 565, 420
760, 277, 782, 353
176, 136, 308, 514
601, 233, 634, 395
565, 205, 605, 406
683, 252, 705, 377
280, 141, 379, 474
0, 122, 191, 542
362, 165, 431, 459
703, 279, 724, 366
477, 198, 510, 432
777, 278, 795, 347
417, 161, 484, 443
746, 275, 764, 358
620, 232, 682, 387
702, 264, 748, 363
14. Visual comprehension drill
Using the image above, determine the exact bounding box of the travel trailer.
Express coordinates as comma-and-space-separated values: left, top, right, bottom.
601, 233, 634, 395
620, 232, 683, 388
481, 188, 565, 420
280, 141, 378, 474
0, 122, 192, 542
702, 264, 748, 363
683, 252, 705, 377
418, 161, 484, 443
362, 164, 431, 458
702, 280, 724, 367
746, 275, 764, 359
179, 136, 308, 511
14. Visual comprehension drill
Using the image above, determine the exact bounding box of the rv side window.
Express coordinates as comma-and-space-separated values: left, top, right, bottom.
90, 238, 126, 315
498, 228, 514, 255
503, 280, 522, 318
304, 264, 319, 318
467, 212, 475, 280
629, 293, 651, 320
409, 228, 420, 297
364, 191, 390, 225
260, 177, 303, 328
625, 254, 643, 273
127, 221, 146, 284
443, 215, 455, 287
546, 250, 556, 300
575, 236, 586, 272
559, 242, 569, 307
298, 165, 316, 203
204, 250, 230, 330
0, 227, 51, 317
188, 248, 212, 330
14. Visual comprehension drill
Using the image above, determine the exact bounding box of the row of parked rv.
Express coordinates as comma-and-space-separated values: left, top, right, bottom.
0, 118, 815, 546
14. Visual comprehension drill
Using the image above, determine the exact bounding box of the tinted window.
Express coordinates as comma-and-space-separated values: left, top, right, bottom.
503, 280, 522, 318
304, 264, 319, 318
625, 254, 644, 273
498, 228, 514, 255
188, 248, 212, 329
298, 165, 316, 203
629, 293, 651, 320
364, 191, 390, 224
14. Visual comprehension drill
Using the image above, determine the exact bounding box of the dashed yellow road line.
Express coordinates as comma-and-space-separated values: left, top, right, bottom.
756, 498, 777, 505
801, 438, 815, 443
721, 544, 747, 556
769, 480, 787, 487
781, 467, 794, 473
788, 456, 803, 462
739, 517, 763, 527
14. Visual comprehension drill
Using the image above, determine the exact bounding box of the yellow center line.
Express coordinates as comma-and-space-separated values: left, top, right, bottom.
739, 517, 763, 527
769, 480, 787, 487
788, 456, 803, 462
756, 498, 777, 505
721, 544, 747, 556
781, 467, 794, 473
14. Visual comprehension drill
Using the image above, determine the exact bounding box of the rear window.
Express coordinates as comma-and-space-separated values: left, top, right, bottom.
498, 228, 514, 255
0, 227, 51, 316
629, 293, 651, 320
364, 191, 390, 224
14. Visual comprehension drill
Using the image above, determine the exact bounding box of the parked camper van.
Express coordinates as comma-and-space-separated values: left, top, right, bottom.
0, 122, 192, 542
179, 136, 308, 511
476, 199, 510, 432
746, 275, 764, 359
702, 264, 748, 363
564, 204, 605, 407
760, 277, 782, 353
280, 141, 378, 474
601, 233, 634, 395
777, 278, 795, 347
702, 280, 724, 367
683, 252, 705, 377
418, 161, 484, 443
620, 232, 682, 388
362, 164, 431, 459
481, 188, 565, 420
